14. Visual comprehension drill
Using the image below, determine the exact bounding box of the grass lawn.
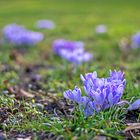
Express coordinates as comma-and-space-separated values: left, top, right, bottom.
0, 0, 140, 139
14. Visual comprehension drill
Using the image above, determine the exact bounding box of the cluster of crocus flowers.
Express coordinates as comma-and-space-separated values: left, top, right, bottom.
35, 20, 55, 29
3, 24, 44, 46
64, 70, 126, 116
52, 39, 93, 64
131, 32, 140, 48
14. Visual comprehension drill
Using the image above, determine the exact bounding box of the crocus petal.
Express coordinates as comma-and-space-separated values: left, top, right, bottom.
95, 24, 107, 33
131, 32, 140, 48
116, 100, 129, 107
128, 99, 140, 111
36, 20, 55, 29
108, 92, 114, 106
83, 101, 95, 116
64, 87, 82, 103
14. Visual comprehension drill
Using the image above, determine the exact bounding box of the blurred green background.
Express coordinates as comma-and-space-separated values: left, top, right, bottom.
0, 0, 140, 64
0, 0, 140, 36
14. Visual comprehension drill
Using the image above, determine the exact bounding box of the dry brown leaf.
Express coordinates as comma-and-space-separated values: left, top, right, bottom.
10, 49, 27, 65
16, 136, 31, 140
123, 123, 140, 139
19, 89, 34, 98
93, 135, 107, 140
124, 123, 140, 132
7, 86, 34, 98
71, 136, 77, 140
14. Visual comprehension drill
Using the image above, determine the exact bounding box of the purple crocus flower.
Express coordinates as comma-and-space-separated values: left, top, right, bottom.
95, 24, 107, 34
3, 24, 44, 46
64, 70, 126, 116
53, 39, 93, 64
53, 39, 84, 54
64, 87, 83, 103
131, 32, 140, 48
36, 20, 55, 29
